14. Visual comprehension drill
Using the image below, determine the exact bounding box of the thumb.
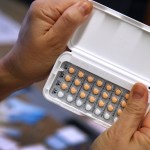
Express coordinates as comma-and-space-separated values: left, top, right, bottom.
51, 0, 93, 43
112, 83, 148, 137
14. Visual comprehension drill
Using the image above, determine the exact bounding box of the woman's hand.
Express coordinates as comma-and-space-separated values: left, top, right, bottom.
92, 83, 150, 150
4, 0, 92, 82
0, 0, 92, 99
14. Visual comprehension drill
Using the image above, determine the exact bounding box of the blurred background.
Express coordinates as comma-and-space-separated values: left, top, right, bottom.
0, 0, 150, 149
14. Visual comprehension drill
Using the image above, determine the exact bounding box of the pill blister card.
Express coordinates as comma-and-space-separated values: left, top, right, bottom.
49, 61, 130, 126
43, 0, 150, 128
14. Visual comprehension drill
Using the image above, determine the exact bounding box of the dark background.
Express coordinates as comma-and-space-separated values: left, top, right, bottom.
24, 0, 149, 23
96, 0, 148, 22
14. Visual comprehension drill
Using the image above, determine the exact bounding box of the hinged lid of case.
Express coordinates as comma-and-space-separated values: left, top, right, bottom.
68, 1, 150, 83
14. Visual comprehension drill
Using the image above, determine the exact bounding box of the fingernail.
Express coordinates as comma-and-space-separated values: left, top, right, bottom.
79, 1, 93, 16
132, 84, 145, 99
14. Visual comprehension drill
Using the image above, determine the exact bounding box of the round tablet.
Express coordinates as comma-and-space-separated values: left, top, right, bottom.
85, 104, 92, 111
93, 88, 99, 95
114, 117, 118, 122
96, 80, 103, 87
115, 88, 122, 95
112, 96, 118, 103
78, 71, 84, 78
102, 92, 109, 99
65, 75, 71, 82
76, 99, 83, 106
69, 67, 75, 74
106, 84, 112, 91
87, 76, 94, 83
80, 92, 86, 99
58, 91, 64, 98
74, 79, 81, 86
117, 109, 123, 116
104, 113, 110, 120
108, 104, 114, 112
94, 108, 101, 115
61, 83, 68, 90
89, 96, 96, 103
98, 100, 105, 107
83, 83, 90, 91
70, 87, 77, 94
120, 100, 127, 108
125, 93, 129, 100
67, 95, 73, 102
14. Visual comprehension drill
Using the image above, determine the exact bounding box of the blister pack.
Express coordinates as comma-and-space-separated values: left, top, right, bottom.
43, 1, 150, 128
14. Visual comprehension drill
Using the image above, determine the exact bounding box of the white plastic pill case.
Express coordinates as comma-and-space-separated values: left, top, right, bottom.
43, 1, 150, 128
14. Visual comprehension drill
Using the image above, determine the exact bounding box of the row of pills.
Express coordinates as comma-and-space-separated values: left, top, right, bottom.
50, 62, 130, 125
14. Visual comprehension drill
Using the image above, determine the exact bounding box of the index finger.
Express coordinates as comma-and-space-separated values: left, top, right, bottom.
50, 0, 85, 13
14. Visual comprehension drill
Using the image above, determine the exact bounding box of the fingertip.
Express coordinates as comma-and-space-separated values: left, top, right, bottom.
130, 83, 148, 101
132, 83, 148, 91
74, 0, 93, 16
81, 1, 93, 16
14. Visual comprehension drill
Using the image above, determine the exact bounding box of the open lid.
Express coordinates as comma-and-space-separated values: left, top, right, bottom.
68, 1, 150, 83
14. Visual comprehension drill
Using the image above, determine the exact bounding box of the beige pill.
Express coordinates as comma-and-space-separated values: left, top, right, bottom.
96, 80, 103, 87
112, 96, 118, 103
93, 88, 99, 95
121, 100, 127, 108
80, 92, 86, 99
70, 87, 77, 94
87, 76, 94, 83
125, 93, 129, 100
108, 104, 114, 112
98, 100, 105, 107
74, 79, 81, 86
115, 88, 122, 95
83, 83, 90, 91
69, 67, 75, 74
106, 84, 112, 91
65, 75, 71, 82
102, 92, 109, 99
89, 96, 96, 103
78, 71, 84, 78
117, 109, 123, 116
61, 83, 68, 90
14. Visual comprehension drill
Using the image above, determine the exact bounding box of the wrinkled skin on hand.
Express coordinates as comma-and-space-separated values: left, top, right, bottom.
3, 0, 93, 83
92, 83, 150, 150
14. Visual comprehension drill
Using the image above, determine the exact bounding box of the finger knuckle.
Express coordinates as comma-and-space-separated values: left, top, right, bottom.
91, 129, 127, 150
133, 131, 150, 147
107, 128, 120, 143
62, 11, 77, 27
125, 101, 145, 115
30, 0, 44, 16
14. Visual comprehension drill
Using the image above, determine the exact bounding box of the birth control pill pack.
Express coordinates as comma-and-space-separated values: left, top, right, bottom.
43, 1, 150, 128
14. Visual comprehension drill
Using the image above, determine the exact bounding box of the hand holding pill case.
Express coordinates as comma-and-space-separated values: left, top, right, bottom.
43, 1, 150, 128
